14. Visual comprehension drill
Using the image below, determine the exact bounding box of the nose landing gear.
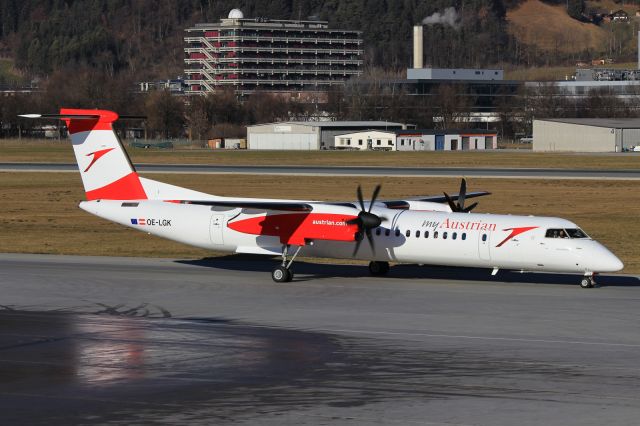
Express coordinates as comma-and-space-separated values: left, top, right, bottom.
580, 273, 597, 289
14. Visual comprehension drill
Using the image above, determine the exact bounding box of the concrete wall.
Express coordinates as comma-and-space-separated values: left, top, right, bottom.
247, 123, 320, 150
533, 120, 616, 152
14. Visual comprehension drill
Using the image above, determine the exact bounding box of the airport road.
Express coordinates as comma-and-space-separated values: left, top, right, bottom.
2, 162, 640, 179
1, 253, 640, 425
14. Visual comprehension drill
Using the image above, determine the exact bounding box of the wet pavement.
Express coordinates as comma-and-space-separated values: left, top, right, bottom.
1, 254, 640, 425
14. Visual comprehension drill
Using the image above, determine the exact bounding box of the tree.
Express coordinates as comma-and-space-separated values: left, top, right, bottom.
145, 90, 186, 139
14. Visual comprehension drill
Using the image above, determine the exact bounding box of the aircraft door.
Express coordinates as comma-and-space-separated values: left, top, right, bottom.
478, 230, 491, 262
210, 214, 225, 245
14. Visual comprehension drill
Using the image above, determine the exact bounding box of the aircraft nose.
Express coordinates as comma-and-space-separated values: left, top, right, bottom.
591, 246, 624, 272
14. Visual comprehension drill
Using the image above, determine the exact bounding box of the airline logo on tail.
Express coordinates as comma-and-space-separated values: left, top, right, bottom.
84, 148, 115, 172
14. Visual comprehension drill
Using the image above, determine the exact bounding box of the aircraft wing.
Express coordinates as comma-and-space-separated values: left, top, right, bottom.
380, 191, 491, 209
183, 200, 315, 212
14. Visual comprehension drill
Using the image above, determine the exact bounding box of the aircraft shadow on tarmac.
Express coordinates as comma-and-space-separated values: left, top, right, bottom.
177, 255, 640, 287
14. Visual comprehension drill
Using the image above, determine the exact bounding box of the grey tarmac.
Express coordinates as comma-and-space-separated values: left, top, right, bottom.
1, 253, 640, 425
2, 162, 640, 179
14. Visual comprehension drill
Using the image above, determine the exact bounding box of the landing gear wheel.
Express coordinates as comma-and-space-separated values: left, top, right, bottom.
580, 277, 595, 289
369, 261, 390, 276
272, 266, 292, 283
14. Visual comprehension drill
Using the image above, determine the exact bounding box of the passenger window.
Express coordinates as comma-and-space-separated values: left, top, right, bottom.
424, 231, 429, 238
482, 234, 487, 242
395, 229, 400, 237
405, 230, 411, 237
443, 232, 448, 240
434, 231, 438, 239
416, 230, 420, 238
462, 233, 466, 240
452, 232, 457, 240
385, 229, 390, 236
376, 228, 381, 236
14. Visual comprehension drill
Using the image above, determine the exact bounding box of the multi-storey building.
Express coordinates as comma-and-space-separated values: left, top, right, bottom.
184, 9, 363, 95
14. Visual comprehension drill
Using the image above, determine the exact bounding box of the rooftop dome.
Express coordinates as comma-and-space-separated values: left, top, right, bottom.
228, 9, 244, 19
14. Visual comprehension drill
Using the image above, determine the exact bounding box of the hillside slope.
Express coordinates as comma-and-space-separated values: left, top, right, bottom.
507, 0, 605, 53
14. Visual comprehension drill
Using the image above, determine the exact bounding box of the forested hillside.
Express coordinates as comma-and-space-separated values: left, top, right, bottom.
1, 0, 639, 82
0, 0, 594, 81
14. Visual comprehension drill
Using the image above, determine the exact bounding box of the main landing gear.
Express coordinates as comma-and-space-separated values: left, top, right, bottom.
272, 245, 302, 283
369, 261, 390, 276
580, 273, 597, 289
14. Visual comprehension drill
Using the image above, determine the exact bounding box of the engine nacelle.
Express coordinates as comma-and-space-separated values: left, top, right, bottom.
404, 201, 452, 212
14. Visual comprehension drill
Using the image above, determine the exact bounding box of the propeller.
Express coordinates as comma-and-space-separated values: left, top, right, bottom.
346, 185, 385, 256
443, 178, 478, 213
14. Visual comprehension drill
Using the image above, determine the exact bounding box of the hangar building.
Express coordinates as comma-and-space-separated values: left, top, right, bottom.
533, 118, 640, 152
247, 121, 406, 150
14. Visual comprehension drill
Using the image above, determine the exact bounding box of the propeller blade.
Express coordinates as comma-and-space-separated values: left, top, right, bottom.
462, 202, 478, 213
352, 236, 363, 257
443, 192, 458, 212
356, 185, 365, 211
458, 178, 467, 210
368, 184, 382, 212
365, 228, 376, 254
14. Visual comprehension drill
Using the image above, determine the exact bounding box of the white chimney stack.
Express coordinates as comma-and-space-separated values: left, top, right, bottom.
413, 25, 423, 69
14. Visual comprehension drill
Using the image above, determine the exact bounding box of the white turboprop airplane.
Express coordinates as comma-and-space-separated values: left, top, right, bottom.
21, 109, 623, 288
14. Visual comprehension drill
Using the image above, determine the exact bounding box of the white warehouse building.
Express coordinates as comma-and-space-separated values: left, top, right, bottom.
247, 121, 407, 150
334, 130, 396, 150
533, 118, 640, 152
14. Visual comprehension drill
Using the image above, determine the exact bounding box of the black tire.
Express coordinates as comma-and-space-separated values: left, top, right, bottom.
272, 266, 291, 283
369, 261, 390, 276
580, 277, 593, 289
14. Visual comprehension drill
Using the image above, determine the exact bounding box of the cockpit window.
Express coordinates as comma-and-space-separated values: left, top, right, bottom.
545, 229, 567, 238
545, 228, 589, 239
566, 228, 589, 239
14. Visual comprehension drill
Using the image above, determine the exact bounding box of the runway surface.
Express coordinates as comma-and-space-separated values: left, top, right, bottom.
2, 162, 640, 179
1, 253, 640, 425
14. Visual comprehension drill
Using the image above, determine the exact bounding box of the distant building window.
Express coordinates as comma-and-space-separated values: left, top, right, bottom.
387, 140, 392, 145
377, 140, 381, 146
347, 140, 351, 145
358, 139, 363, 145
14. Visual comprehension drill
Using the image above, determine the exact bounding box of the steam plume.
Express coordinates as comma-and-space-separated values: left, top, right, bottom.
422, 7, 460, 29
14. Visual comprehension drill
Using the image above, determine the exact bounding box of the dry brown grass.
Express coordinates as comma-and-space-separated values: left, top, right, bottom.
507, 0, 605, 53
1, 139, 640, 169
1, 172, 637, 273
